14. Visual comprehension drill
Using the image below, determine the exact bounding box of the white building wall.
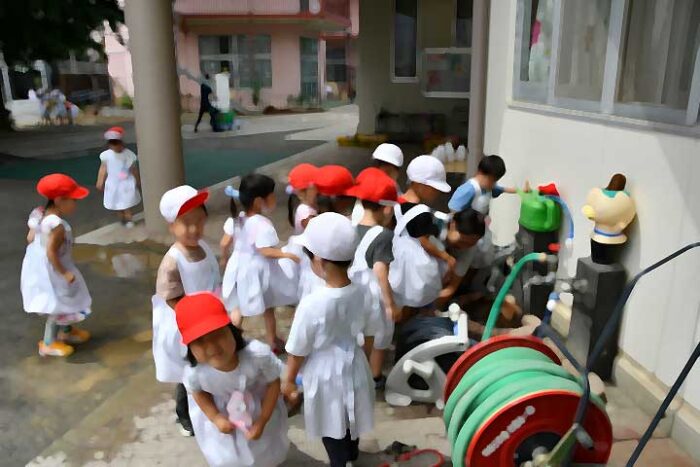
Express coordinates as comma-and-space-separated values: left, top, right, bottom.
484, 0, 700, 410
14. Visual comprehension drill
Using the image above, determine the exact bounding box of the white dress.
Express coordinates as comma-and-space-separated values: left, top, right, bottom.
100, 148, 141, 211
222, 214, 297, 315
348, 226, 393, 350
184, 340, 289, 467
20, 214, 92, 324
389, 205, 443, 308
152, 241, 221, 383
286, 284, 381, 439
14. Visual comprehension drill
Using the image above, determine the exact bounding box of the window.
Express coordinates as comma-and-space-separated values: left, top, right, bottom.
198, 35, 272, 89
513, 0, 700, 126
455, 0, 473, 48
326, 44, 347, 83
393, 0, 418, 81
300, 37, 319, 99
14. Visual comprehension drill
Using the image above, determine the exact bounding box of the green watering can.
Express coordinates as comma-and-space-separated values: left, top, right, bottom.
518, 188, 562, 233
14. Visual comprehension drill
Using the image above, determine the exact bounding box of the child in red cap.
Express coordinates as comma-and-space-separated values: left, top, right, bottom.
221, 174, 300, 353
286, 163, 319, 235
313, 165, 356, 216
95, 126, 141, 227
176, 293, 289, 467
153, 184, 221, 436
20, 174, 92, 357
346, 168, 401, 389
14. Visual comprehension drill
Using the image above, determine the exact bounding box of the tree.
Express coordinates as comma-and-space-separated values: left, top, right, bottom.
0, 0, 123, 129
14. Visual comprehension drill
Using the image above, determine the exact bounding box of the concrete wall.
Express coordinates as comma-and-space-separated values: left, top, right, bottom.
484, 0, 700, 410
357, 0, 468, 134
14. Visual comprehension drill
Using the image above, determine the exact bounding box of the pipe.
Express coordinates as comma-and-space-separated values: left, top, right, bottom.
544, 195, 574, 244
482, 252, 547, 341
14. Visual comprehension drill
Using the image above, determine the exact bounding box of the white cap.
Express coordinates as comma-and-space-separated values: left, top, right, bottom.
406, 155, 451, 193
297, 212, 357, 261
159, 185, 209, 223
372, 143, 404, 168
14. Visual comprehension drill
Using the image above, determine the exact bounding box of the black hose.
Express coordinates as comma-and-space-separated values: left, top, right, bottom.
626, 339, 700, 466
570, 242, 700, 464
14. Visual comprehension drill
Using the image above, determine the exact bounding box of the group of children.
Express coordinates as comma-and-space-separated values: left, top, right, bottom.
19, 137, 517, 466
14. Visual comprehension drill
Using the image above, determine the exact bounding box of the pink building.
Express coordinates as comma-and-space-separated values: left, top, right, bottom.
106, 0, 358, 111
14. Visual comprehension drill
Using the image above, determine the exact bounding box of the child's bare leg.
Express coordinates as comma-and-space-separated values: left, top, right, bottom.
123, 209, 133, 221
263, 308, 279, 348
370, 348, 385, 380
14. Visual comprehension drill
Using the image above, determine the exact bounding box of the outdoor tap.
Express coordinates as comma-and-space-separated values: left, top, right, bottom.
572, 279, 588, 294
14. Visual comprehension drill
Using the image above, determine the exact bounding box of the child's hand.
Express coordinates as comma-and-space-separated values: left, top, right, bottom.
96, 182, 104, 192
63, 271, 76, 284
213, 413, 235, 434
282, 381, 300, 403
245, 419, 266, 440
523, 180, 532, 192
387, 303, 403, 322
446, 254, 457, 272
285, 253, 301, 264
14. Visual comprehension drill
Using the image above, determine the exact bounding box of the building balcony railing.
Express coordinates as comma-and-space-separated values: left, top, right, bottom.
174, 0, 350, 21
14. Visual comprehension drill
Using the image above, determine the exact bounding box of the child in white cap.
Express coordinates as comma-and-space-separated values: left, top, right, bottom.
351, 143, 404, 225
221, 174, 300, 353
154, 185, 221, 436
283, 213, 381, 467
399, 155, 457, 275
96, 126, 141, 228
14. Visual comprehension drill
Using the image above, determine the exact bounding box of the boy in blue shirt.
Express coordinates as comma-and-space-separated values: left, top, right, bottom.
448, 155, 518, 214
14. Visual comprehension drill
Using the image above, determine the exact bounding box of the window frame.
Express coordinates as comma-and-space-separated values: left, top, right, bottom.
198, 34, 272, 89
512, 0, 700, 128
391, 0, 420, 84
453, 0, 473, 48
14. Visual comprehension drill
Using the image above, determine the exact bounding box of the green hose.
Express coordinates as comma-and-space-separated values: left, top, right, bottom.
482, 252, 547, 341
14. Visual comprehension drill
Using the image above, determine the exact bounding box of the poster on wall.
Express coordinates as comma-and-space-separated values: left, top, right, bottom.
422, 48, 471, 98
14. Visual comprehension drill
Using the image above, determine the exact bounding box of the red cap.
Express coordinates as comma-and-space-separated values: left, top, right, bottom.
175, 292, 231, 345
346, 167, 398, 204
37, 173, 89, 200
314, 165, 355, 196
104, 126, 125, 141
288, 163, 319, 190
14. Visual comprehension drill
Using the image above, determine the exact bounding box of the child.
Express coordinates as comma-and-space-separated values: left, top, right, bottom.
436, 208, 486, 308
389, 202, 445, 309
153, 185, 221, 436
448, 155, 520, 272
176, 293, 289, 467
313, 165, 356, 216
219, 188, 238, 270
346, 168, 400, 389
398, 155, 457, 274
286, 163, 319, 235
221, 174, 300, 352
283, 213, 381, 467
351, 143, 404, 225
399, 155, 451, 205
95, 127, 141, 228
20, 174, 92, 357
448, 155, 517, 214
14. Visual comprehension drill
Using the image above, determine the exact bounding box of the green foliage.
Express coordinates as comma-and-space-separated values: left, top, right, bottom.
0, 0, 123, 65
118, 93, 133, 109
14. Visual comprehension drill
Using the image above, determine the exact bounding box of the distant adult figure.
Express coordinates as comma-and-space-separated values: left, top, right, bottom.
194, 74, 215, 133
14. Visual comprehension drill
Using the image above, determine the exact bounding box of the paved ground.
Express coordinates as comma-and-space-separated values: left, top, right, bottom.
3, 106, 699, 466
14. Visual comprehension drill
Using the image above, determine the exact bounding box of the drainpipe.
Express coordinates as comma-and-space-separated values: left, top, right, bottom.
125, 0, 185, 237
467, 0, 490, 177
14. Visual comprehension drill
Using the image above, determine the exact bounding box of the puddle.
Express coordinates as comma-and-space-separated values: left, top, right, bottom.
72, 241, 166, 280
